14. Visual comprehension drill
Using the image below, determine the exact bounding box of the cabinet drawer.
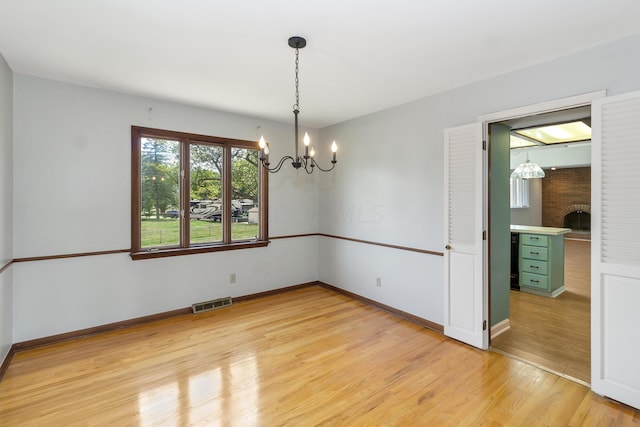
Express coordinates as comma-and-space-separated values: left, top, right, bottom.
522, 259, 548, 275
520, 234, 548, 247
521, 245, 548, 261
521, 272, 549, 290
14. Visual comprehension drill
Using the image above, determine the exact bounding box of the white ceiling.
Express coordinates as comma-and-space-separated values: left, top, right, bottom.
1, 1, 640, 128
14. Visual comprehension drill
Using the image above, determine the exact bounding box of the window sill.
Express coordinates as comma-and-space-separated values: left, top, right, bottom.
130, 240, 269, 260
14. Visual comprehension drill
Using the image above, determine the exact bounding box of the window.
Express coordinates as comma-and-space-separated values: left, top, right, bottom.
510, 175, 529, 208
131, 126, 268, 259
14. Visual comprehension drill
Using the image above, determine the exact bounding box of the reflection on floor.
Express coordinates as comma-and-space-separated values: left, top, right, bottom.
491, 238, 591, 384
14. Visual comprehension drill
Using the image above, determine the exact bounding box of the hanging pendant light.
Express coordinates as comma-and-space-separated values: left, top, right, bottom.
511, 153, 545, 179
258, 36, 337, 174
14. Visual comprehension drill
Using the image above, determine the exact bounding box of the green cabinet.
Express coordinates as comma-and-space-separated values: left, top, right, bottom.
519, 232, 566, 297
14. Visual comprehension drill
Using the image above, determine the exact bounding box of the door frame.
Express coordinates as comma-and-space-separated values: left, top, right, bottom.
478, 91, 605, 358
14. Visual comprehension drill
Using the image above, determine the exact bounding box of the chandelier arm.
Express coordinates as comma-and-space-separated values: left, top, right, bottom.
309, 158, 337, 172
302, 157, 315, 174
261, 155, 295, 173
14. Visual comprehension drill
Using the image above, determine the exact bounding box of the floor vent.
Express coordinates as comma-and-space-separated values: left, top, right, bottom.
192, 297, 233, 314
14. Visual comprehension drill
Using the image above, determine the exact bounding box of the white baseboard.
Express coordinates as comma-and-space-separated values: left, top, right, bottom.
491, 318, 510, 339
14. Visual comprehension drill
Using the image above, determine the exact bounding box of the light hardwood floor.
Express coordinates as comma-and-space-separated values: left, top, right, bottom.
2, 285, 638, 425
491, 238, 591, 384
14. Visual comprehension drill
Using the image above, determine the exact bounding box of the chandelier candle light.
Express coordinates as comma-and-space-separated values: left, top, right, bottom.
258, 36, 338, 174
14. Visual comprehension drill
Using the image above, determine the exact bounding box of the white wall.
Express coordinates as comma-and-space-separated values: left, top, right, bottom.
13, 237, 318, 340
318, 34, 640, 325
0, 52, 13, 361
12, 76, 320, 341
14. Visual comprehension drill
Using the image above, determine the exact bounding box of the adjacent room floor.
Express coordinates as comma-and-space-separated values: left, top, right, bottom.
491, 238, 591, 384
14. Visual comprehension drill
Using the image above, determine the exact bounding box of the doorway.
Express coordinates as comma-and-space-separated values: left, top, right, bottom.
486, 104, 593, 384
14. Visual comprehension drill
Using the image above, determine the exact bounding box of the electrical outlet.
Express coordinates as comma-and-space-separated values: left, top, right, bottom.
376, 277, 382, 287
230, 273, 237, 284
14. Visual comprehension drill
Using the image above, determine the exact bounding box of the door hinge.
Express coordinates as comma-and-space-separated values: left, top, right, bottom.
483, 320, 487, 331
482, 230, 487, 240
482, 140, 487, 150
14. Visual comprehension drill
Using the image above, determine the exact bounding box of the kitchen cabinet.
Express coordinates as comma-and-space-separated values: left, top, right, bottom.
511, 225, 571, 298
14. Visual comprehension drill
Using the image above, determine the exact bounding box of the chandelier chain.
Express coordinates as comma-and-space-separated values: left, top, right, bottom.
294, 47, 300, 112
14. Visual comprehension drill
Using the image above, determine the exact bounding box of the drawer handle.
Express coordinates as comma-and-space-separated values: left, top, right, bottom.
530, 265, 539, 269
530, 236, 539, 240
530, 279, 540, 283
530, 251, 539, 255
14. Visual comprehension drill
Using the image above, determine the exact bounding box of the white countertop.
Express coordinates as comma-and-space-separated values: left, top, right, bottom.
510, 225, 572, 236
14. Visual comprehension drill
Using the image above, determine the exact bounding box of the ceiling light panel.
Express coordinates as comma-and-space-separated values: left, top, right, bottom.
509, 135, 538, 149
514, 121, 591, 145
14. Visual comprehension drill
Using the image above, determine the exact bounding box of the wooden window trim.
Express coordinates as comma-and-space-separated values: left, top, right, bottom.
131, 126, 269, 260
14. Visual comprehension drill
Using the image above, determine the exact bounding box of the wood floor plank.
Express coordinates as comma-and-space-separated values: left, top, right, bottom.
1, 285, 637, 425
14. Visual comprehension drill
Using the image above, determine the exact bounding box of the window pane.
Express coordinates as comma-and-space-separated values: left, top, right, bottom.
231, 147, 259, 241
190, 143, 224, 245
510, 176, 530, 208
140, 138, 180, 248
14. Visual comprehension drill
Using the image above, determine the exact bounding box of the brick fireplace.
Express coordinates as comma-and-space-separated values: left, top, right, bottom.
563, 204, 591, 231
541, 167, 591, 232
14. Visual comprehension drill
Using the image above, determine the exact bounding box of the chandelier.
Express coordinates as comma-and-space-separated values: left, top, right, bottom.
258, 36, 337, 174
511, 152, 545, 179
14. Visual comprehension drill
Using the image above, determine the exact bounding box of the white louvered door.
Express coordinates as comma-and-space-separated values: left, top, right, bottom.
443, 122, 487, 349
592, 91, 640, 409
